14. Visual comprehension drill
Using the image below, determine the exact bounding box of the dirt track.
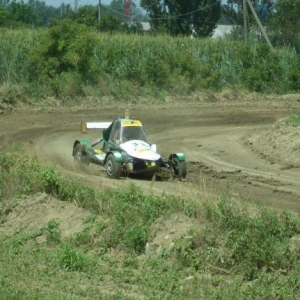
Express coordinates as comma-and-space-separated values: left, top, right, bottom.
1, 94, 300, 213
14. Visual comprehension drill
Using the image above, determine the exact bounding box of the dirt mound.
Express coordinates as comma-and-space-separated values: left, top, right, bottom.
146, 213, 198, 256
0, 193, 90, 238
250, 118, 300, 169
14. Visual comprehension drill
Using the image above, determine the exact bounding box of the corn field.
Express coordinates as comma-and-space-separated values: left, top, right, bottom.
0, 27, 299, 99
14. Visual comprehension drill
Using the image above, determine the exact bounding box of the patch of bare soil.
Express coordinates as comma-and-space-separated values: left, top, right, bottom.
0, 193, 90, 239
249, 117, 300, 169
1, 92, 300, 240
147, 213, 199, 256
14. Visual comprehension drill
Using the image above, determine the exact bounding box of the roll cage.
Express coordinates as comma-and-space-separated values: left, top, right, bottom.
104, 118, 149, 145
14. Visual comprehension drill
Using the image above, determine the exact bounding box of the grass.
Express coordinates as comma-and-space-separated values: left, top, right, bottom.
286, 114, 300, 127
0, 147, 300, 299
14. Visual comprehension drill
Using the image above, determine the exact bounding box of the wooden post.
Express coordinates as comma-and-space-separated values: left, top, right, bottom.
81, 122, 87, 134
246, 0, 273, 51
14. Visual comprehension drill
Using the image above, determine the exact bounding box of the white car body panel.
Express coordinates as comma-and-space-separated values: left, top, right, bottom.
86, 122, 111, 129
120, 140, 161, 161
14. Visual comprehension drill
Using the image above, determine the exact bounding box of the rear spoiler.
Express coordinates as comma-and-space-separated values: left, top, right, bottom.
81, 122, 111, 133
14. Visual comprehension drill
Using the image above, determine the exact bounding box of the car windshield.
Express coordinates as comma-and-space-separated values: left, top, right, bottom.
121, 126, 149, 143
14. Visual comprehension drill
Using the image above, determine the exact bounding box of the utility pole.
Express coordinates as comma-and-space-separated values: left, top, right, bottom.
246, 0, 273, 51
243, 0, 247, 43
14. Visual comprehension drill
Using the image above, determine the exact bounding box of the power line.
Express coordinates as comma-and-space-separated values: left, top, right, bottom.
138, 2, 221, 21
103, 1, 220, 21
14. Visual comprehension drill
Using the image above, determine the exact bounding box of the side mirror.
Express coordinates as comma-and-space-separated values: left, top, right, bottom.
151, 144, 157, 152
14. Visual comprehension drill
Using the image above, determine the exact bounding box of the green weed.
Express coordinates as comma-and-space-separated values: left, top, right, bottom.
59, 245, 91, 272
42, 219, 61, 245
203, 198, 300, 279
286, 114, 300, 127
105, 184, 193, 253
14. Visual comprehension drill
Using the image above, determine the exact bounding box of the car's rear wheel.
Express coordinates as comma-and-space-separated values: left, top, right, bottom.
106, 154, 122, 179
171, 157, 187, 179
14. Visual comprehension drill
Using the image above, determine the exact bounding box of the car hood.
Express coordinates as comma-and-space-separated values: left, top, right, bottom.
120, 140, 161, 161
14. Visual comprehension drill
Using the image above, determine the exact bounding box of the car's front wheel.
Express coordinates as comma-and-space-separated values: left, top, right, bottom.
74, 144, 89, 169
171, 157, 187, 180
106, 154, 122, 179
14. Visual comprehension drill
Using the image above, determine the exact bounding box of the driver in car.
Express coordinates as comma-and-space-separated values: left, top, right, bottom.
122, 126, 138, 142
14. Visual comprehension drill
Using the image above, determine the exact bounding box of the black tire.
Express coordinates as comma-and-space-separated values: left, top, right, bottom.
172, 157, 187, 179
106, 154, 122, 179
73, 144, 89, 169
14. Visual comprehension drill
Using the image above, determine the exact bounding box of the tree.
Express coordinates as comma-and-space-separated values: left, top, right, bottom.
67, 5, 98, 27
30, 19, 98, 83
140, 0, 221, 37
109, 0, 124, 18
268, 0, 300, 51
0, 7, 9, 25
0, 0, 70, 27
28, 0, 63, 26
222, 0, 275, 26
99, 12, 131, 32
0, 0, 10, 7
9, 0, 41, 26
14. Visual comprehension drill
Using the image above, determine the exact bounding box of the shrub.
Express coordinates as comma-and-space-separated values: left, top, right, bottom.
243, 67, 268, 92
285, 55, 300, 91
29, 19, 99, 84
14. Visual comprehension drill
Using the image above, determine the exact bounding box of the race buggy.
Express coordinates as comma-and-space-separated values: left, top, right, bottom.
72, 111, 187, 180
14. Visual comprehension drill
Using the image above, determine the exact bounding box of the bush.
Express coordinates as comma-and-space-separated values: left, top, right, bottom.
29, 19, 99, 84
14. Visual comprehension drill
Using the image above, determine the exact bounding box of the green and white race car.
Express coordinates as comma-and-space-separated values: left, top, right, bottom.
72, 112, 187, 180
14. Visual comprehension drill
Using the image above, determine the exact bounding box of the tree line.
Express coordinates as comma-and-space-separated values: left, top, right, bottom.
0, 0, 144, 33
0, 0, 300, 51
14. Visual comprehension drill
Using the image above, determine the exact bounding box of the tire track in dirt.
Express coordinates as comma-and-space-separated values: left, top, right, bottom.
1, 99, 300, 213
